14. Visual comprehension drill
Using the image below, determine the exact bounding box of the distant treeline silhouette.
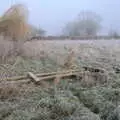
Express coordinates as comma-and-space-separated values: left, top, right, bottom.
29, 35, 120, 41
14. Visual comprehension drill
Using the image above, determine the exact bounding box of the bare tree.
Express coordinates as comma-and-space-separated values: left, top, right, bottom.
0, 4, 30, 55
62, 10, 102, 36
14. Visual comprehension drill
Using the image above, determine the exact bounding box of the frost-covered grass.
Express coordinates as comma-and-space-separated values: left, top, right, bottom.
0, 40, 120, 119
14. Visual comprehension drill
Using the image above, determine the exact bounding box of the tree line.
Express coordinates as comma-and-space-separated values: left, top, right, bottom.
37, 10, 119, 37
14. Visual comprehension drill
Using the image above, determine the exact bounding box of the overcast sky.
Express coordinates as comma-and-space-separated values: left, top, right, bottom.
0, 0, 120, 35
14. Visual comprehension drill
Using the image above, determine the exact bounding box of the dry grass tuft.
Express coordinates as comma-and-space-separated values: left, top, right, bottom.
64, 48, 77, 70
0, 38, 13, 63
54, 75, 61, 85
0, 83, 20, 100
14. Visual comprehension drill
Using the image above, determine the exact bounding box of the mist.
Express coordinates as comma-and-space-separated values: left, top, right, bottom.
0, 0, 120, 35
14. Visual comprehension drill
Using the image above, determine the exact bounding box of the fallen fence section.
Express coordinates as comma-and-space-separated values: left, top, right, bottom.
28, 72, 81, 84
1, 67, 108, 85
2, 69, 80, 82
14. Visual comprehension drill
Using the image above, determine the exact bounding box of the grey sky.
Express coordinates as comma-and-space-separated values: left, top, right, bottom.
0, 0, 120, 35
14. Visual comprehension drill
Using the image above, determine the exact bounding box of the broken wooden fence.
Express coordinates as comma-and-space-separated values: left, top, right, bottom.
1, 67, 107, 85
2, 69, 81, 84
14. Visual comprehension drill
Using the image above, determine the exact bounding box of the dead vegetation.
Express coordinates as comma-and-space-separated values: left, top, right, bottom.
0, 38, 120, 119
0, 4, 29, 61
64, 48, 77, 69
0, 83, 20, 100
0, 4, 29, 40
0, 3, 120, 120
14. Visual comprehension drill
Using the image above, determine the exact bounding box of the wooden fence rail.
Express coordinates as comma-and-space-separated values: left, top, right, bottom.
0, 66, 107, 85
2, 69, 80, 82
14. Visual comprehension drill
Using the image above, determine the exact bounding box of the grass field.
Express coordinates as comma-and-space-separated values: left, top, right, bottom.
0, 39, 120, 120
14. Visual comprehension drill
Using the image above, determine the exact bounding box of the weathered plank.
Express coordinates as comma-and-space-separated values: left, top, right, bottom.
34, 72, 79, 83
3, 69, 80, 82
27, 72, 40, 83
